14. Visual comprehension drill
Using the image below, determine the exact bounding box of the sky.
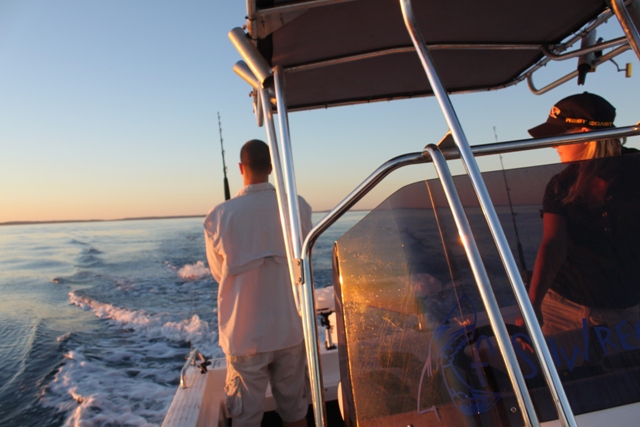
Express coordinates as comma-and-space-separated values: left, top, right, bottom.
1, 1, 639, 223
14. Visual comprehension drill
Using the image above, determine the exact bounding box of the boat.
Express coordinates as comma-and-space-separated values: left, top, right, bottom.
162, 1, 640, 426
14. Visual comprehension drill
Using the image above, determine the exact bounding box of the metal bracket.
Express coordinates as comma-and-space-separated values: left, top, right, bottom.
293, 258, 305, 284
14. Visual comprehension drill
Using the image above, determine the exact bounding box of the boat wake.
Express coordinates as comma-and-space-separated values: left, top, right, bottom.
68, 292, 219, 355
42, 339, 177, 427
41, 280, 221, 427
177, 261, 210, 281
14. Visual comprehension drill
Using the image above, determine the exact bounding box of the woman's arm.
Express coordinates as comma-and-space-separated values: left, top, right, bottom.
527, 213, 568, 325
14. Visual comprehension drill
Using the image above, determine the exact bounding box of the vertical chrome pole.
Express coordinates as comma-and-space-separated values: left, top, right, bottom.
273, 66, 305, 263
271, 66, 305, 311
611, 0, 640, 60
425, 145, 538, 426
228, 27, 300, 296
400, 1, 577, 426
259, 86, 299, 308
231, 27, 325, 425
302, 249, 328, 427
273, 65, 328, 427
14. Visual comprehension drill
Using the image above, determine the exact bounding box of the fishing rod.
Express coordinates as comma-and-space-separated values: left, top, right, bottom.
494, 126, 528, 279
218, 112, 231, 201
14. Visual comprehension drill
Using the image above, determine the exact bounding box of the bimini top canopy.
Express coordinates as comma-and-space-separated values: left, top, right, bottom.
242, 0, 617, 111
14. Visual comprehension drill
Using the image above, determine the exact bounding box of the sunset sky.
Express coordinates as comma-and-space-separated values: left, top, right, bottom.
1, 1, 639, 223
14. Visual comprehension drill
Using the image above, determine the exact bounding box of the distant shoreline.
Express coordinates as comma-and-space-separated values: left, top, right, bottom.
0, 215, 205, 227
0, 210, 360, 227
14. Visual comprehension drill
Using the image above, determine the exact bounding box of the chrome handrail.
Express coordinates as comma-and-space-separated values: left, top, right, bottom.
180, 348, 205, 389
400, 0, 575, 424
259, 84, 301, 312
300, 151, 424, 427
299, 123, 640, 427
305, 125, 640, 248
425, 144, 538, 424
527, 44, 631, 95
272, 64, 329, 427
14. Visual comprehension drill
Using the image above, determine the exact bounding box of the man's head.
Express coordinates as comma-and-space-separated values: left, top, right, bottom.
528, 92, 616, 138
240, 139, 272, 185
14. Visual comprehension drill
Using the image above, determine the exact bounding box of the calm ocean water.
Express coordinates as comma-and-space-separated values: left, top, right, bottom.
0, 211, 366, 427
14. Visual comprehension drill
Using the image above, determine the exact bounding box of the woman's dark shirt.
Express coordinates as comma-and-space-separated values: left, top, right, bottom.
542, 149, 640, 309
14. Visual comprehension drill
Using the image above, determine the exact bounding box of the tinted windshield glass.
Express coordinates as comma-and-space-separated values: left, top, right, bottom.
334, 153, 640, 426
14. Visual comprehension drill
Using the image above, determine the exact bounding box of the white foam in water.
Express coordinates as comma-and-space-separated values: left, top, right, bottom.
48, 292, 222, 426
68, 292, 219, 356
43, 347, 176, 427
177, 261, 210, 281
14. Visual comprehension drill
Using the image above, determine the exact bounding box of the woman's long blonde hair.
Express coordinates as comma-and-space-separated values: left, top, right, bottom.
563, 137, 624, 204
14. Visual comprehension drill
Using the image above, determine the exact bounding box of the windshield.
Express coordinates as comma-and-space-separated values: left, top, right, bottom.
333, 152, 640, 426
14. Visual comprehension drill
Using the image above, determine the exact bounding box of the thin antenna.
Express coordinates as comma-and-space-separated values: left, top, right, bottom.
218, 112, 231, 201
495, 126, 528, 277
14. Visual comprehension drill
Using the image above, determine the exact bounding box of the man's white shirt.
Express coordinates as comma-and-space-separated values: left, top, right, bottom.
204, 182, 312, 356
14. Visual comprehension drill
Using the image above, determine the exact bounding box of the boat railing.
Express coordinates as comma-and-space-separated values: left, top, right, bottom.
400, 0, 637, 421
423, 143, 541, 425
179, 347, 207, 389
524, 0, 635, 94
305, 125, 640, 251
330, 149, 640, 426
301, 123, 640, 426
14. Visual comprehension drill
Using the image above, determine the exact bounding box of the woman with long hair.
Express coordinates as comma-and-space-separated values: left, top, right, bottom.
525, 93, 640, 334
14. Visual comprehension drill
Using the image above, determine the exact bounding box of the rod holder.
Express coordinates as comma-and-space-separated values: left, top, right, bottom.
228, 27, 273, 86
233, 60, 260, 89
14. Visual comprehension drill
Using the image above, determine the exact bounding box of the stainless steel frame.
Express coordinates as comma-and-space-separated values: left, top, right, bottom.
229, 0, 640, 423
233, 60, 260, 89
273, 66, 305, 269
527, 44, 632, 95
424, 144, 538, 425
228, 27, 303, 308
611, 0, 640, 58
298, 123, 639, 426
284, 39, 628, 75
228, 49, 330, 427
271, 65, 328, 427
233, 61, 276, 104
240, 43, 640, 425
229, 27, 272, 86
530, 0, 640, 94
302, 152, 426, 427
305, 123, 640, 243
400, 0, 576, 425
542, 36, 629, 60
258, 87, 299, 291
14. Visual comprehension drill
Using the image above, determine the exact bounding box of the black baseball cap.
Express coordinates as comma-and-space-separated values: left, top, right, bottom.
528, 92, 616, 138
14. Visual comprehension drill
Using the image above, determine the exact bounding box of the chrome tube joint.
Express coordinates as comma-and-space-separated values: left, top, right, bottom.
228, 27, 273, 87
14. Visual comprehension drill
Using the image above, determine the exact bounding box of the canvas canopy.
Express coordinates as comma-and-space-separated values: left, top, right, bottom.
246, 0, 609, 111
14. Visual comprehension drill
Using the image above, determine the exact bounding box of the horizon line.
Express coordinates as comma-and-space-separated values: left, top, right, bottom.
0, 214, 205, 227
0, 209, 365, 227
